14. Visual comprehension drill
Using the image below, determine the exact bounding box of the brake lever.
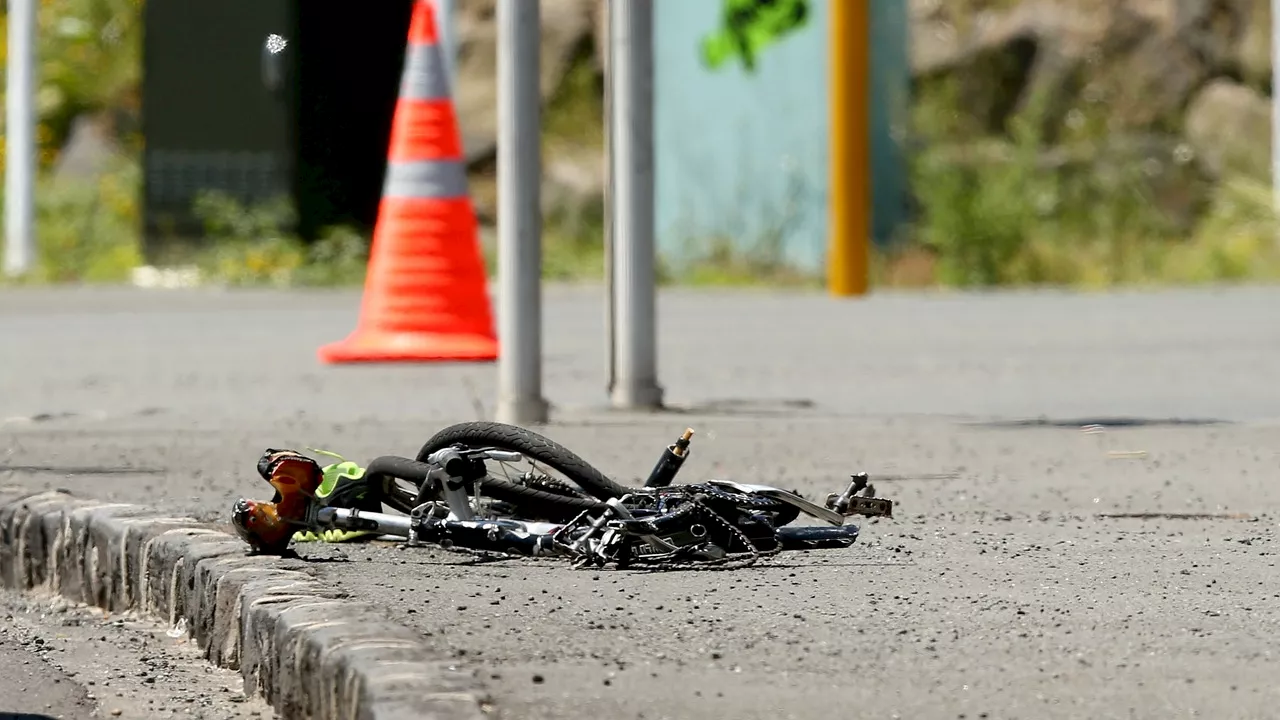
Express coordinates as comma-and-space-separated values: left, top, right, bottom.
479, 449, 523, 463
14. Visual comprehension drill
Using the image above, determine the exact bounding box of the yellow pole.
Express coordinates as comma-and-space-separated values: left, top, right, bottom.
828, 0, 870, 296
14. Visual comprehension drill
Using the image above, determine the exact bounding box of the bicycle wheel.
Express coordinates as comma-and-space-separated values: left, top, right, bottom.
416, 421, 632, 501
367, 454, 609, 520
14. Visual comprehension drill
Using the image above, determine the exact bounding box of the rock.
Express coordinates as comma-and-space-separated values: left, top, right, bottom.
1087, 6, 1208, 131
543, 149, 605, 231
589, 1, 609, 72
441, 0, 1275, 241
51, 113, 123, 183
1232, 0, 1271, 89
909, 0, 1259, 136
450, 0, 604, 227
1183, 79, 1272, 180
453, 0, 596, 167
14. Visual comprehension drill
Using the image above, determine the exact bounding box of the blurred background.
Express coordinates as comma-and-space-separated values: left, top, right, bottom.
2, 0, 1278, 291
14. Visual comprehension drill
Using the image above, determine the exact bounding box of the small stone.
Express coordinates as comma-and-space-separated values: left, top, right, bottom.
532, 674, 545, 684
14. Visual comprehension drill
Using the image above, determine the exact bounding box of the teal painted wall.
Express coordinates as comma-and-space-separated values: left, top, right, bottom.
868, 0, 910, 247
654, 0, 909, 273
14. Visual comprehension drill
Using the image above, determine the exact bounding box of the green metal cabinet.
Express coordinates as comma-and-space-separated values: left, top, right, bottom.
141, 0, 415, 260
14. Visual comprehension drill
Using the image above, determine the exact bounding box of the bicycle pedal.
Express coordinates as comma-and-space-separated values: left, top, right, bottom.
846, 496, 893, 519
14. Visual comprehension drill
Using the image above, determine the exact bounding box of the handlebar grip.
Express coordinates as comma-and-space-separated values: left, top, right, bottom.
442, 456, 469, 478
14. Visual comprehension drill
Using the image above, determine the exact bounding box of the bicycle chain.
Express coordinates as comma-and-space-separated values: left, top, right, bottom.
403, 488, 785, 572
695, 484, 787, 511
631, 493, 782, 573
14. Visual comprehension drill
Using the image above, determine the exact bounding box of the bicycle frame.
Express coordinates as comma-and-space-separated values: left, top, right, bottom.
313, 502, 864, 563
309, 471, 877, 568
316, 506, 574, 556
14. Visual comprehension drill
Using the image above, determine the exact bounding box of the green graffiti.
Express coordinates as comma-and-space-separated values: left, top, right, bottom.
701, 0, 811, 73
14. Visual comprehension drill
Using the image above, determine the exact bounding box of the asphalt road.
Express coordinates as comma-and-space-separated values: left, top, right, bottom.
4, 284, 1280, 719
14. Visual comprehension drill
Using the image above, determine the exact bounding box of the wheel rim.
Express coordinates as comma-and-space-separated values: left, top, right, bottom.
382, 447, 595, 516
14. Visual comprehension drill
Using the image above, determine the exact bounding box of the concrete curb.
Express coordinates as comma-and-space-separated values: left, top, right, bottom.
0, 490, 490, 720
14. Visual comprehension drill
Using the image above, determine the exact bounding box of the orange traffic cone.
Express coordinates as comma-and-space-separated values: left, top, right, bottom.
318, 0, 497, 364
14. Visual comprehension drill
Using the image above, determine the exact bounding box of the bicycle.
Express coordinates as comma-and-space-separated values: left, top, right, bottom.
231, 422, 894, 570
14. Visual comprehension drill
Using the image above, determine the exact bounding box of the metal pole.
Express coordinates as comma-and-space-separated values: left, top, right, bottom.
1273, 0, 1280, 213
602, 0, 616, 401
828, 0, 870, 296
433, 0, 458, 91
4, 0, 37, 278
495, 0, 549, 425
609, 0, 663, 410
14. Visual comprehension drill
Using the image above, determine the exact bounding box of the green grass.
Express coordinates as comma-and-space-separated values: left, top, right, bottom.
0, 155, 144, 286
13, 138, 1279, 291
884, 66, 1280, 290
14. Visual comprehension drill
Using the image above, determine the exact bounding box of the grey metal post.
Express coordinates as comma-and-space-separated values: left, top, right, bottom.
608, 0, 663, 409
602, 0, 616, 400
4, 0, 37, 278
495, 0, 549, 425
1273, 0, 1280, 212
434, 0, 458, 91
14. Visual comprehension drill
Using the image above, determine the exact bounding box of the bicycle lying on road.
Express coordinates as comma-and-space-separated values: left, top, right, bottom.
230, 422, 895, 570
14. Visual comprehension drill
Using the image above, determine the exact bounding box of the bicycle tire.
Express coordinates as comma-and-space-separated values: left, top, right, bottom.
415, 421, 633, 502
366, 454, 438, 514
480, 475, 608, 521
367, 454, 610, 519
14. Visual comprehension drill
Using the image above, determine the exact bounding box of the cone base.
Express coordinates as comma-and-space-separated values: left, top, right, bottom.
318, 328, 498, 364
